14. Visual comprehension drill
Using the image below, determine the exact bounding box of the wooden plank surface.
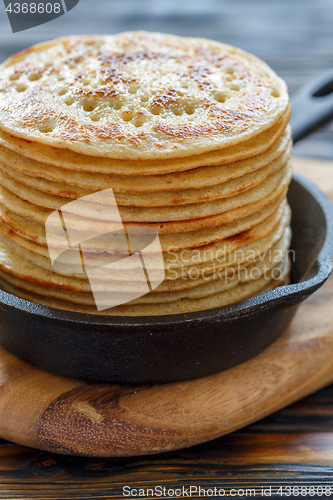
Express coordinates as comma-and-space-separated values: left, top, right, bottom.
0, 159, 332, 497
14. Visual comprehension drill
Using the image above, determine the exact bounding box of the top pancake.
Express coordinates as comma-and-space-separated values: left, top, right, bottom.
0, 107, 290, 175
0, 32, 289, 160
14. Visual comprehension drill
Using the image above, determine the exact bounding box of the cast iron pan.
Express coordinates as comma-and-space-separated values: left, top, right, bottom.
0, 74, 333, 384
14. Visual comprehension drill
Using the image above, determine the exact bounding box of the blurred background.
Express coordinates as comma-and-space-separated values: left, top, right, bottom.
0, 0, 332, 158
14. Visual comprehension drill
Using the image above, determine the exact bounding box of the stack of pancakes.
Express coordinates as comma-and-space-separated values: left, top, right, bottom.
0, 32, 292, 316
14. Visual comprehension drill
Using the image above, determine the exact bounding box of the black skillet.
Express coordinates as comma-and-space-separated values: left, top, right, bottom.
0, 72, 333, 384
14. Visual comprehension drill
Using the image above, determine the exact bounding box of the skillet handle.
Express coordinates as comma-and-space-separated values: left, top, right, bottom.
290, 69, 333, 143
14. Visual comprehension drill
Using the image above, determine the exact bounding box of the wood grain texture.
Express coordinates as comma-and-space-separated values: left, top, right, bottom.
0, 159, 332, 460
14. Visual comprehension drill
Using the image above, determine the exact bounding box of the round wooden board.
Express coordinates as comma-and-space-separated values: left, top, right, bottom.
0, 159, 333, 458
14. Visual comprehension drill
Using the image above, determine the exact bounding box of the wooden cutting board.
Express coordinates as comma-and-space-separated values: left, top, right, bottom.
0, 157, 332, 458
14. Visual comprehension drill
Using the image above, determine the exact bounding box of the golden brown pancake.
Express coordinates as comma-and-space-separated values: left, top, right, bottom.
0, 257, 290, 315
0, 215, 290, 290
0, 201, 290, 278
0, 137, 292, 206
0, 109, 291, 176
0, 33, 289, 160
0, 161, 291, 222
0, 125, 291, 190
0, 193, 287, 250
0, 234, 289, 305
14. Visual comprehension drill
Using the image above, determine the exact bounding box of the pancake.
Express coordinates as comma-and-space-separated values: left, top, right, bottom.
0, 212, 290, 289
0, 109, 291, 177
0, 126, 292, 192
0, 32, 289, 160
0, 137, 292, 207
0, 256, 290, 315
0, 230, 289, 306
165, 205, 291, 276
0, 161, 290, 222
0, 201, 290, 279
0, 191, 287, 251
